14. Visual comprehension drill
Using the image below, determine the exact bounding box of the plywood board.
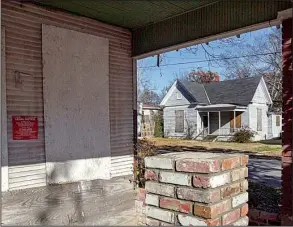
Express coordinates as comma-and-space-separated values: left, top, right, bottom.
42, 25, 111, 183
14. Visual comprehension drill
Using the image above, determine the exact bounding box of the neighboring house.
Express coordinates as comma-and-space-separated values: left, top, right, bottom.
137, 103, 161, 137
267, 112, 282, 139
160, 76, 282, 141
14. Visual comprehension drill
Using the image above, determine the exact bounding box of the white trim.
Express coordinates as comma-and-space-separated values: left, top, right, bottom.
160, 80, 177, 106
1, 26, 8, 192
164, 104, 190, 108
261, 77, 273, 105
233, 111, 236, 131
202, 85, 211, 104
277, 8, 292, 20
207, 112, 210, 134
133, 19, 281, 59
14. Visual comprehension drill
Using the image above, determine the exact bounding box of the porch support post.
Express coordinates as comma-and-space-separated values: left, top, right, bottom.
207, 112, 210, 134
233, 111, 236, 132
132, 59, 138, 190
218, 111, 221, 135
281, 17, 293, 225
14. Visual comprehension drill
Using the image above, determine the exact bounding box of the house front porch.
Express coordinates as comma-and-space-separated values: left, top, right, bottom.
196, 104, 247, 140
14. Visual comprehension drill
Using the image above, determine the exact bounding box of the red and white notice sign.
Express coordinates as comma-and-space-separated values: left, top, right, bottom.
12, 116, 38, 140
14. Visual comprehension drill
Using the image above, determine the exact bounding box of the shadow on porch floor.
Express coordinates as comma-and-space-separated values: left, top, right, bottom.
2, 177, 137, 226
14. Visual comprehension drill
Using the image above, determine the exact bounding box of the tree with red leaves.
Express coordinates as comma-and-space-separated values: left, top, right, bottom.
187, 70, 220, 83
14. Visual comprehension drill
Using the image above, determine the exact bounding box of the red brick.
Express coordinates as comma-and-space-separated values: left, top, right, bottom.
221, 182, 241, 199
178, 214, 220, 226
144, 169, 159, 181
160, 197, 192, 213
177, 187, 220, 203
221, 157, 240, 170
193, 173, 230, 188
259, 211, 279, 221
240, 155, 249, 166
193, 175, 210, 188
240, 203, 249, 217
240, 180, 248, 192
222, 209, 240, 225
205, 218, 221, 226
176, 159, 220, 173
194, 199, 231, 219
231, 167, 248, 181
248, 209, 261, 221
137, 188, 146, 202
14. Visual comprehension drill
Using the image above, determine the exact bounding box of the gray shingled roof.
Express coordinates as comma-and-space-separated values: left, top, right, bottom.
178, 80, 209, 104
178, 76, 262, 106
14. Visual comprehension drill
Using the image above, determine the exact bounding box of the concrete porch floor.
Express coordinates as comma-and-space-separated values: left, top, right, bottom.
2, 177, 137, 226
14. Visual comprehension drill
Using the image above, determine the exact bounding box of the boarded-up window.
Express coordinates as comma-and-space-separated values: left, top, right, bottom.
276, 115, 280, 126
175, 110, 184, 133
257, 108, 262, 131
230, 112, 241, 129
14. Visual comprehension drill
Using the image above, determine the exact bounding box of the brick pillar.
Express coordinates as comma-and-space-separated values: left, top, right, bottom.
281, 18, 293, 226
141, 152, 249, 226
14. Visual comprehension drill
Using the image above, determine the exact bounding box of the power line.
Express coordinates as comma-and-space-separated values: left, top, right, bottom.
138, 52, 281, 69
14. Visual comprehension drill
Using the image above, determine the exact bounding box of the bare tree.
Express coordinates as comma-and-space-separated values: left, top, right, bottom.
137, 59, 161, 105
184, 28, 282, 112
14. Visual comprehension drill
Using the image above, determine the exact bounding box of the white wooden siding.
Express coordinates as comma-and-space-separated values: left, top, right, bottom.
164, 85, 191, 107
241, 109, 249, 127
164, 106, 197, 138
268, 114, 282, 139
248, 104, 268, 140
2, 1, 133, 190
252, 82, 269, 104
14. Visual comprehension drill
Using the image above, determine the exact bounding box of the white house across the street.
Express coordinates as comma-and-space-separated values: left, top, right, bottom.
160, 76, 282, 141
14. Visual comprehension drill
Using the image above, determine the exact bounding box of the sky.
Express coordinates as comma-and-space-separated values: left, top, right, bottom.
137, 26, 278, 94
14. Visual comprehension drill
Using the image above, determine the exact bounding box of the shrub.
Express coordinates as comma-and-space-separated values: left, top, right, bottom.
231, 127, 256, 143
154, 112, 164, 138
133, 139, 157, 188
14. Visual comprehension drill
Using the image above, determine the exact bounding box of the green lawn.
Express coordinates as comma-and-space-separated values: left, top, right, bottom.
147, 137, 282, 158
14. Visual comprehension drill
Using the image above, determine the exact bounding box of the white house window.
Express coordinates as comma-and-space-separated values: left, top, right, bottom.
176, 92, 182, 100
276, 115, 280, 126
257, 108, 262, 131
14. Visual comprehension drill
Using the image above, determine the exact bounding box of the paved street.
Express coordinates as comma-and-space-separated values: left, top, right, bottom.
248, 158, 281, 187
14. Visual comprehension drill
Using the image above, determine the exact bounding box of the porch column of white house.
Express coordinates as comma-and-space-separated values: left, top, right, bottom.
233, 110, 236, 132
218, 111, 221, 135
207, 112, 210, 134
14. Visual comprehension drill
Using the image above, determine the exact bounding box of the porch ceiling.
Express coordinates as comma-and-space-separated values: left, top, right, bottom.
31, 0, 219, 29
31, 0, 291, 57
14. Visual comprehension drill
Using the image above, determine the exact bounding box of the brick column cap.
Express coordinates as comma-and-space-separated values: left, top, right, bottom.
145, 151, 248, 173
